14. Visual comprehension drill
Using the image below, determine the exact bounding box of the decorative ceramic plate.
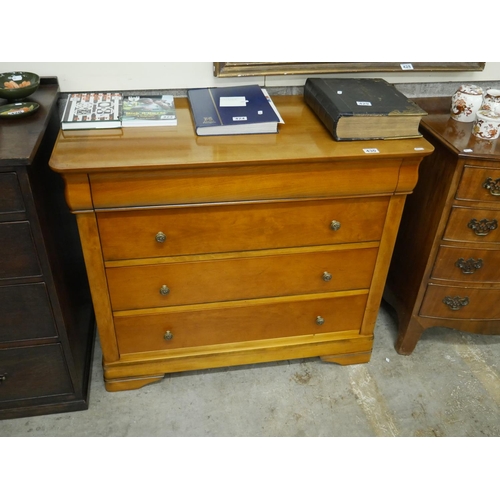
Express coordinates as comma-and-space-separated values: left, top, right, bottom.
0, 101, 40, 118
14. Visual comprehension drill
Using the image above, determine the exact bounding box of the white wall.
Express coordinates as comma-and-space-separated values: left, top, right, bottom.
1, 62, 499, 93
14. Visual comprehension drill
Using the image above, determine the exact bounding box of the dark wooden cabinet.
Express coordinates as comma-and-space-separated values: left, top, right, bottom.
0, 78, 95, 419
385, 96, 500, 354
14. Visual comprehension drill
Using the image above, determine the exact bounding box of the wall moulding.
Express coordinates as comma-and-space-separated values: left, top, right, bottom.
214, 62, 485, 78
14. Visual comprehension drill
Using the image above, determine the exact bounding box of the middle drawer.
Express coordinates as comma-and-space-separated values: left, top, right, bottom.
97, 197, 389, 261
106, 245, 378, 311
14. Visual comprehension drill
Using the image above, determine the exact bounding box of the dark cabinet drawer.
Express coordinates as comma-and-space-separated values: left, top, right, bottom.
444, 207, 500, 244
0, 172, 25, 215
0, 344, 73, 403
0, 283, 58, 343
0, 221, 41, 279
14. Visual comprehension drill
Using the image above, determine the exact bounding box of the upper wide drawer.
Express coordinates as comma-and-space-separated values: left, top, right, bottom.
98, 197, 389, 261
0, 173, 25, 216
456, 165, 500, 203
89, 160, 402, 209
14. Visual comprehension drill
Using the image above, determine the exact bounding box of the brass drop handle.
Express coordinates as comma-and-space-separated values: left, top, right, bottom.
455, 258, 483, 274
330, 220, 341, 231
483, 177, 500, 196
159, 285, 170, 295
155, 231, 167, 243
164, 331, 173, 341
443, 296, 469, 311
467, 218, 498, 236
322, 271, 332, 282
316, 316, 325, 326
0, 373, 7, 385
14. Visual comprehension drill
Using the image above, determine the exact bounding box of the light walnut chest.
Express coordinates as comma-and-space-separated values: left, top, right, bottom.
50, 95, 432, 391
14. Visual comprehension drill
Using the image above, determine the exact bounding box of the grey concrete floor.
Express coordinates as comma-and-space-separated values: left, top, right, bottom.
1, 300, 500, 437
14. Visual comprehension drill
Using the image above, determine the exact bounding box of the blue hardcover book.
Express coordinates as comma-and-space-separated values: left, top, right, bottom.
188, 85, 282, 136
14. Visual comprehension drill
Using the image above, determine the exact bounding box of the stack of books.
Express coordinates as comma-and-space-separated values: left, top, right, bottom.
61, 93, 177, 130
60, 85, 285, 135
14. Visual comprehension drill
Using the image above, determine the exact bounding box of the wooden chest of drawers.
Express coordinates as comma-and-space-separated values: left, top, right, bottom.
49, 95, 432, 391
385, 97, 500, 354
0, 79, 95, 419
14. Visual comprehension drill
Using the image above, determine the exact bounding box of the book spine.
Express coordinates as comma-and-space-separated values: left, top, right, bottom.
303, 79, 342, 140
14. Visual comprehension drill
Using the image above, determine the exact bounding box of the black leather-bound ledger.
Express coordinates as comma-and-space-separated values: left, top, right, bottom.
304, 78, 427, 141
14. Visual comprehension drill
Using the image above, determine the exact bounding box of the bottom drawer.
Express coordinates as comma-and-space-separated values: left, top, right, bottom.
420, 284, 500, 320
0, 344, 73, 404
115, 292, 368, 354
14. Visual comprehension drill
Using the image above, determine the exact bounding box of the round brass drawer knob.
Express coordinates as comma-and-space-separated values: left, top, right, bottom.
164, 331, 173, 341
155, 231, 167, 243
330, 220, 341, 231
322, 271, 332, 282
316, 316, 325, 326
160, 285, 170, 295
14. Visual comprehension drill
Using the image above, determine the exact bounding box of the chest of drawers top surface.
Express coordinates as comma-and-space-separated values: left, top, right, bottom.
49, 95, 433, 174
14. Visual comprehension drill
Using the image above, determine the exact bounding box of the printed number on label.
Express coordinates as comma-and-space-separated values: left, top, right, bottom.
400, 63, 414, 70
363, 148, 380, 154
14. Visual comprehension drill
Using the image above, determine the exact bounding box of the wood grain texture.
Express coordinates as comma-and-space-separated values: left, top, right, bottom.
51, 95, 431, 390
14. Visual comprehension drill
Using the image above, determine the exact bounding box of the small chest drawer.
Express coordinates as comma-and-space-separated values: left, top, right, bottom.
456, 165, 500, 202
444, 207, 500, 244
114, 291, 369, 354
0, 221, 41, 280
0, 283, 58, 343
0, 344, 73, 404
106, 246, 378, 311
0, 172, 25, 215
420, 284, 500, 320
432, 245, 500, 283
98, 197, 389, 261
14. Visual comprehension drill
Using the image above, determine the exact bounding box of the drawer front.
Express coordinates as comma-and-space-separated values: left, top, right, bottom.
89, 160, 402, 209
0, 221, 42, 280
0, 344, 73, 403
432, 245, 500, 283
107, 246, 378, 311
456, 165, 500, 202
0, 172, 25, 215
444, 207, 500, 244
420, 284, 500, 320
98, 197, 389, 261
0, 283, 58, 343
115, 292, 368, 354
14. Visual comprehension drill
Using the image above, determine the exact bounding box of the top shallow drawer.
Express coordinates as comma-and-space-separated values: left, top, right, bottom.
89, 160, 402, 209
0, 173, 25, 216
456, 165, 500, 203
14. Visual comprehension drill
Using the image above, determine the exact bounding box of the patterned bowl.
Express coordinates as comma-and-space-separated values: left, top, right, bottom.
0, 72, 40, 101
